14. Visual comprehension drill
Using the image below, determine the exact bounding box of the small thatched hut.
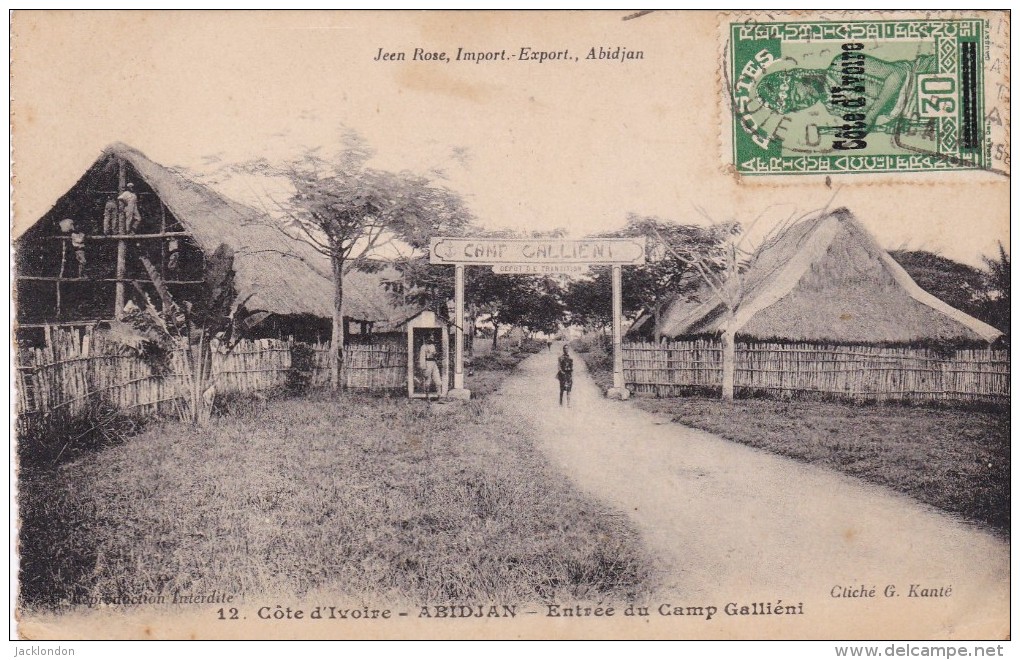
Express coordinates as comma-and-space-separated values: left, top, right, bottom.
644, 208, 1001, 345
14, 142, 418, 344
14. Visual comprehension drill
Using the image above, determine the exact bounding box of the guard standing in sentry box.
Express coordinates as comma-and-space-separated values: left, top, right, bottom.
419, 334, 442, 403
557, 345, 573, 407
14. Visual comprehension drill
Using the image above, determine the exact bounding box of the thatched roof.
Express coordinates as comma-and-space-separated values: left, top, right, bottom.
655, 209, 1002, 344
22, 142, 418, 325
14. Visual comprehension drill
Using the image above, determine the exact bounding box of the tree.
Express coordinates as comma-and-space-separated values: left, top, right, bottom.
563, 271, 613, 334
653, 208, 804, 400
476, 271, 566, 341
667, 227, 745, 401
980, 243, 1010, 338
889, 249, 987, 319
890, 246, 1010, 341
232, 133, 473, 388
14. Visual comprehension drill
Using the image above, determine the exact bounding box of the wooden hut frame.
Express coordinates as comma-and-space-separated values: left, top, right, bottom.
14, 143, 421, 344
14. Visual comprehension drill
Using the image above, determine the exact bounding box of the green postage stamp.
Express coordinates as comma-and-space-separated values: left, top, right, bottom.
729, 18, 989, 175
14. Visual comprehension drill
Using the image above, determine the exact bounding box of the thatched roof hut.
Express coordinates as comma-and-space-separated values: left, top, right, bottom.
651, 209, 1001, 344
15, 143, 419, 334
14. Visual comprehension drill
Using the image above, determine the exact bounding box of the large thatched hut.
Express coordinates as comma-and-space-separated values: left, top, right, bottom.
638, 208, 1001, 345
14, 142, 418, 344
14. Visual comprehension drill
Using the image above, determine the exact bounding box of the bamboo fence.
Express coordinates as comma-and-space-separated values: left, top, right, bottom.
212, 339, 292, 394
16, 326, 194, 435
623, 340, 1009, 404
17, 328, 1008, 435
623, 339, 723, 396
16, 328, 410, 435
308, 335, 406, 390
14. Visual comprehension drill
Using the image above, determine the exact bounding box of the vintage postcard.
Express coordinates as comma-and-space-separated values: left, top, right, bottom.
9, 10, 1010, 643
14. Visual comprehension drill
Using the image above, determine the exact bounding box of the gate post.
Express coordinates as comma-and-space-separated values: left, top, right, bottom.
607, 264, 631, 400
448, 263, 471, 400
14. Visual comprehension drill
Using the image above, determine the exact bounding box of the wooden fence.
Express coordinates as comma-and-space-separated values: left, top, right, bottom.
623, 340, 1010, 404
308, 335, 407, 390
16, 327, 410, 435
213, 339, 293, 393
15, 327, 195, 433
622, 339, 722, 395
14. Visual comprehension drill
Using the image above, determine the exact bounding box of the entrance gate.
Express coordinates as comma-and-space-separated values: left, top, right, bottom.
430, 236, 646, 400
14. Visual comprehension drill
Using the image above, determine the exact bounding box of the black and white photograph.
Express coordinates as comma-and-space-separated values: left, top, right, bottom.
9, 10, 1011, 646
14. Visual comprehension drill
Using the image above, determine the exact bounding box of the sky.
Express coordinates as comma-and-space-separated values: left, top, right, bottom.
10, 10, 1010, 266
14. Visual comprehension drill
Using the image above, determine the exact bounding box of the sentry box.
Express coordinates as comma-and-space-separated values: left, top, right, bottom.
405, 310, 450, 400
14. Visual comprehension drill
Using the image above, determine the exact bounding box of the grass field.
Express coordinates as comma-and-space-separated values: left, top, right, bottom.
574, 345, 1010, 536
18, 343, 652, 611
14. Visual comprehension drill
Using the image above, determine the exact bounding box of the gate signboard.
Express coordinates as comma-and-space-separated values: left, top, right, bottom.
430, 238, 645, 265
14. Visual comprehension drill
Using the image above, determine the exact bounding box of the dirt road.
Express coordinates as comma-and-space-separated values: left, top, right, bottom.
493, 345, 1009, 638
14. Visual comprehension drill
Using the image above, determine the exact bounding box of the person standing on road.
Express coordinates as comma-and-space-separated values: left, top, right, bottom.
557, 345, 574, 407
